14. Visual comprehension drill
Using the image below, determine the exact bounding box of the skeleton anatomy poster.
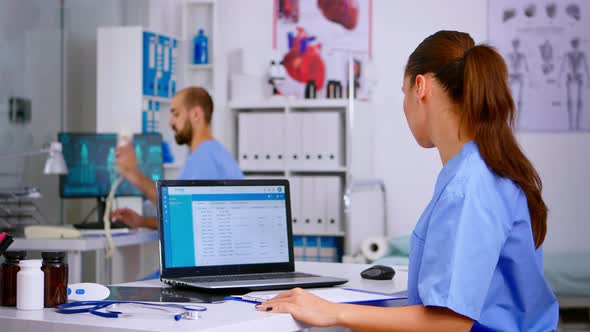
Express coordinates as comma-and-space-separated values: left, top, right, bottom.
273, 0, 372, 100
489, 1, 590, 132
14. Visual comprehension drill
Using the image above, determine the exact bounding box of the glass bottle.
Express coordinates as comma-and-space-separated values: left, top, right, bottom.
1, 251, 27, 306
41, 251, 68, 307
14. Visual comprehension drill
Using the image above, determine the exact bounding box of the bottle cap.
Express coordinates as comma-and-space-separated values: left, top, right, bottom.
41, 251, 66, 262
19, 259, 42, 268
3, 251, 26, 261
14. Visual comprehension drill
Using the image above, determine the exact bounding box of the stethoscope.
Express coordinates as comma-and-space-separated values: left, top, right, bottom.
56, 301, 207, 321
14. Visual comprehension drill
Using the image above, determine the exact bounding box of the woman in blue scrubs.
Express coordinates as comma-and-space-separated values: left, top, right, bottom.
257, 30, 559, 331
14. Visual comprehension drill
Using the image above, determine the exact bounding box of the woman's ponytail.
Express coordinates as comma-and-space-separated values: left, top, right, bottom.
463, 45, 548, 248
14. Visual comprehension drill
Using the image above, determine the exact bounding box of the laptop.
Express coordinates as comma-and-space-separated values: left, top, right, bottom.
156, 179, 348, 291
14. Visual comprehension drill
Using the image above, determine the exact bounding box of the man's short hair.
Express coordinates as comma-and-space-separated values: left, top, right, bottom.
179, 87, 214, 124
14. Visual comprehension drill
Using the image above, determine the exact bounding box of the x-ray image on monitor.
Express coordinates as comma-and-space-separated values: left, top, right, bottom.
59, 133, 163, 198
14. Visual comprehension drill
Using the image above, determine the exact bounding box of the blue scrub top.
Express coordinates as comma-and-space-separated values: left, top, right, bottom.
408, 141, 558, 331
179, 140, 243, 180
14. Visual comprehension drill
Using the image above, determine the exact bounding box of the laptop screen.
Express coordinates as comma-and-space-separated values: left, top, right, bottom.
160, 183, 290, 269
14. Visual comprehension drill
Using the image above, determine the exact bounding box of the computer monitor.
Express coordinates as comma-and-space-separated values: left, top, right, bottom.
59, 132, 163, 222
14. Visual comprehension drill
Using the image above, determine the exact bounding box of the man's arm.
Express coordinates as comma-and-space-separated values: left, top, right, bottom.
115, 143, 157, 204
112, 209, 158, 229
124, 171, 157, 204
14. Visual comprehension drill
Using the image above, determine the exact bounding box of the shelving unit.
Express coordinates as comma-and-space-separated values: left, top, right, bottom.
181, 0, 217, 95
96, 26, 185, 181
229, 98, 376, 261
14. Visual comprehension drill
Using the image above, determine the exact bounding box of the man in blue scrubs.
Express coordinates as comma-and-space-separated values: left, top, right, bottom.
112, 87, 243, 229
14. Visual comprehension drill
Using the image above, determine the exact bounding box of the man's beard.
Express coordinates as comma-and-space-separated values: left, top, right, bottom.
174, 122, 193, 145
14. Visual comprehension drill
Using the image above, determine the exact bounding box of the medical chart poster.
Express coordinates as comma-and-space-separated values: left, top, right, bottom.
488, 1, 590, 132
273, 0, 372, 99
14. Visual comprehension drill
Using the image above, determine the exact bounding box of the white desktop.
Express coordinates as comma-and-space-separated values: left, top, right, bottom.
0, 261, 408, 332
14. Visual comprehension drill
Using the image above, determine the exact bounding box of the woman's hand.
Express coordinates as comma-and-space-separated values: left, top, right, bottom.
255, 288, 342, 327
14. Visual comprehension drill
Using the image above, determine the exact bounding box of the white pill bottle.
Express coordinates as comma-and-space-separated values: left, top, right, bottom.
16, 259, 44, 310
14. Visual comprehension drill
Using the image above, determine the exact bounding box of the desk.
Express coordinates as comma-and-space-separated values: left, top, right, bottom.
0, 262, 408, 332
9, 229, 158, 284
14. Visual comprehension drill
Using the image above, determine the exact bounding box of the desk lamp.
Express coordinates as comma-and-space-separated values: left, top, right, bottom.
0, 142, 68, 175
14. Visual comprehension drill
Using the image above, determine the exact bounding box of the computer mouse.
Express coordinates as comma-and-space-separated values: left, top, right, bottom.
360, 265, 395, 280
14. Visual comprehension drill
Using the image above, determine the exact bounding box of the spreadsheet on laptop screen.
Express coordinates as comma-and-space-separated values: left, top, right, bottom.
161, 185, 289, 268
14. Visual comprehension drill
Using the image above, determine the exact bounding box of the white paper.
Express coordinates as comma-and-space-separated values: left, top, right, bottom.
240, 288, 402, 304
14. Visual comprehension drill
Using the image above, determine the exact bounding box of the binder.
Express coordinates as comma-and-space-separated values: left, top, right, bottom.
293, 235, 304, 261
312, 176, 329, 234
249, 113, 265, 168
304, 236, 319, 261
289, 176, 303, 234
156, 36, 170, 98
238, 113, 255, 169
261, 113, 285, 169
155, 35, 165, 97
142, 31, 157, 96
319, 237, 338, 262
158, 35, 171, 98
301, 177, 315, 233
325, 176, 342, 234
301, 112, 316, 168
286, 112, 303, 168
314, 112, 342, 168
170, 39, 178, 97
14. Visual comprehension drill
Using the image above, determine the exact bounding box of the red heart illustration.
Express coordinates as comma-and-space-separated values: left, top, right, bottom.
317, 0, 359, 30
282, 27, 326, 90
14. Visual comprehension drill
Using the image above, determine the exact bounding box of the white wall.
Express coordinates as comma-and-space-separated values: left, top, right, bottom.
518, 135, 590, 253
371, 0, 487, 236
216, 0, 589, 254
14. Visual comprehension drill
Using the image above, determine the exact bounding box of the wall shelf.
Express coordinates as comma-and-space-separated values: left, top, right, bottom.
142, 95, 172, 104
187, 64, 213, 70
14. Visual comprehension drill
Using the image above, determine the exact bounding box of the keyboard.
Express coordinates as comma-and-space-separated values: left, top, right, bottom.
74, 222, 129, 230
179, 272, 317, 283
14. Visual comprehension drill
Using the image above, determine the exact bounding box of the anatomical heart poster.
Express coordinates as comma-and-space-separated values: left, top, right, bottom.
274, 0, 372, 99
489, 0, 590, 132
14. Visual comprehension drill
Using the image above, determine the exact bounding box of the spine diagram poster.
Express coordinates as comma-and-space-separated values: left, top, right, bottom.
273, 0, 372, 100
488, 1, 590, 132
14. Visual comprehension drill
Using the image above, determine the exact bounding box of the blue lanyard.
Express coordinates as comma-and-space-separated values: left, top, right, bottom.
56, 301, 207, 321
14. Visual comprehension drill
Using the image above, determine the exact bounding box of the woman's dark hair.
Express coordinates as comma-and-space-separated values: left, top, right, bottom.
404, 30, 548, 248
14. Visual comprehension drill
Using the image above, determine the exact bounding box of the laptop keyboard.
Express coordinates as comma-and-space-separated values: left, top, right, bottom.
179, 272, 317, 283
